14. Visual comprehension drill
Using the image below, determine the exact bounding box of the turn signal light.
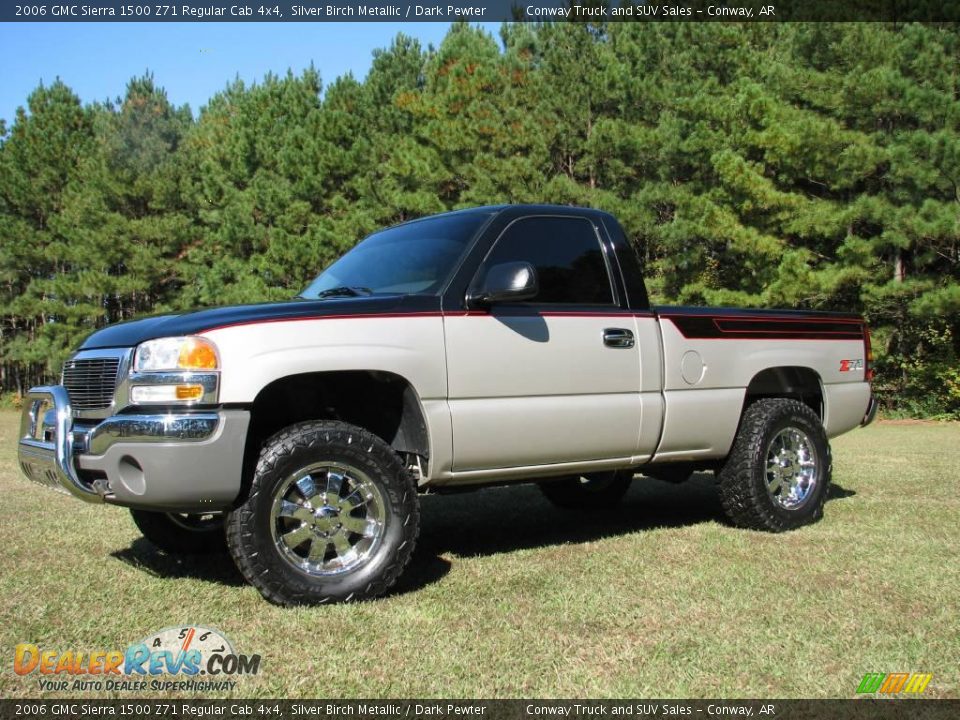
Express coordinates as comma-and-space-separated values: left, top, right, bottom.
175, 384, 204, 400
178, 338, 219, 370
131, 384, 205, 404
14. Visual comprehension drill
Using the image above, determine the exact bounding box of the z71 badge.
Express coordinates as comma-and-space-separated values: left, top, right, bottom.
839, 359, 864, 372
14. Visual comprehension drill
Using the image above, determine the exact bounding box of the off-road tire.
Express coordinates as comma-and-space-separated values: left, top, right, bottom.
717, 398, 831, 532
539, 471, 632, 510
225, 420, 419, 605
130, 509, 226, 554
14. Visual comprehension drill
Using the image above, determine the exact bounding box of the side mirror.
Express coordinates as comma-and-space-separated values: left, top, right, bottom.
467, 261, 539, 307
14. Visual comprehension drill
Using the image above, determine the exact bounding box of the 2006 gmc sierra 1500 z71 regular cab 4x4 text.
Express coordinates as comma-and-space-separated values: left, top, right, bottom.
18, 205, 876, 605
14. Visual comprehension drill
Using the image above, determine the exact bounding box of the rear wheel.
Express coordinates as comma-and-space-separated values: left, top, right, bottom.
226, 420, 419, 605
539, 471, 632, 510
717, 398, 831, 532
130, 509, 226, 554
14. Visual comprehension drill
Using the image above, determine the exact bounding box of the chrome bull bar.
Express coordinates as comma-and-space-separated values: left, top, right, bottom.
18, 385, 104, 502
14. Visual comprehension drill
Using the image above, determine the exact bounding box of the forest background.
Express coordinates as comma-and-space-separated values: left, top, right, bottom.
1, 22, 958, 417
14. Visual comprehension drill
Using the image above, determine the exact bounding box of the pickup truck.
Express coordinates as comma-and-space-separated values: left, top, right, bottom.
18, 205, 876, 605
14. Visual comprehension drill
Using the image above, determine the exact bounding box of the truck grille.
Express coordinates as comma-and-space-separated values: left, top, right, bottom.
61, 357, 121, 410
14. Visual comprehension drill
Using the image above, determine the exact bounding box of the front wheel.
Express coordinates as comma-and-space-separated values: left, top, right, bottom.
226, 420, 420, 605
130, 509, 226, 554
717, 398, 831, 532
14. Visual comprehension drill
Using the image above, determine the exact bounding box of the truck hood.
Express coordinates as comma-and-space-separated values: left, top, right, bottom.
79, 294, 414, 350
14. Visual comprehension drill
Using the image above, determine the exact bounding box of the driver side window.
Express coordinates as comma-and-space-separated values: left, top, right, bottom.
484, 216, 615, 305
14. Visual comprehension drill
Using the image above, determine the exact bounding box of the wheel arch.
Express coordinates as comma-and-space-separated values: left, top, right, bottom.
237, 370, 430, 503
743, 366, 825, 421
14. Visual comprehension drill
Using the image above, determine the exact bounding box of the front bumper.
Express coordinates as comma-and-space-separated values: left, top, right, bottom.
18, 385, 249, 511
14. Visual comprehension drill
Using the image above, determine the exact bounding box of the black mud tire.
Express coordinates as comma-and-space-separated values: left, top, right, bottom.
717, 398, 832, 532
130, 509, 226, 554
225, 420, 419, 606
539, 471, 633, 510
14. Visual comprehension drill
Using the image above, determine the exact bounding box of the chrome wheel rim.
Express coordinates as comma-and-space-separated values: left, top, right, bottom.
765, 427, 818, 510
165, 512, 223, 533
270, 462, 386, 577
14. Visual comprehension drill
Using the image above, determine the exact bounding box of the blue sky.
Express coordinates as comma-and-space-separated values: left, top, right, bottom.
0, 22, 502, 124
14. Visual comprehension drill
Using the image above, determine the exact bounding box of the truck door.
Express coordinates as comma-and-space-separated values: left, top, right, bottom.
444, 214, 655, 473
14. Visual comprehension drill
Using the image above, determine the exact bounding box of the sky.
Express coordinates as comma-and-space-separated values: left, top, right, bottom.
0, 21, 502, 125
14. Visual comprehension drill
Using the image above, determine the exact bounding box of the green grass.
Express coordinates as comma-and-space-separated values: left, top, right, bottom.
0, 411, 957, 699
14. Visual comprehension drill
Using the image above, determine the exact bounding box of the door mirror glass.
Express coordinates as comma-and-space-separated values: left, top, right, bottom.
468, 262, 539, 306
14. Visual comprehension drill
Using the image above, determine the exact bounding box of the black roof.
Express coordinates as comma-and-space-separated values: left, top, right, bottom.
398, 204, 613, 226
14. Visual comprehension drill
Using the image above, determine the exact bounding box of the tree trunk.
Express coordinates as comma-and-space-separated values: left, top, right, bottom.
894, 248, 905, 283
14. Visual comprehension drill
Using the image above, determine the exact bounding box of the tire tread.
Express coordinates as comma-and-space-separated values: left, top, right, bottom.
225, 420, 420, 606
717, 398, 831, 533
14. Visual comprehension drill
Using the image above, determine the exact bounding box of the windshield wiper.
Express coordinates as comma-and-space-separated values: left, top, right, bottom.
313, 286, 374, 299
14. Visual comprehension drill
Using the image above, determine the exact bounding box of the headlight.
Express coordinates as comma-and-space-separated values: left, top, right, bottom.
133, 337, 219, 372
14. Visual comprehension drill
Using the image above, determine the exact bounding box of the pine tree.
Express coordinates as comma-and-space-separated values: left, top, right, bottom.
0, 23, 957, 415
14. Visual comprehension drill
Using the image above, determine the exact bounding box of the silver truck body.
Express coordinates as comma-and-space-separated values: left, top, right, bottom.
17, 206, 875, 523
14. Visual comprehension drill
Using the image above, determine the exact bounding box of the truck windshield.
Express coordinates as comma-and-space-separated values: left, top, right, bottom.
301, 212, 492, 298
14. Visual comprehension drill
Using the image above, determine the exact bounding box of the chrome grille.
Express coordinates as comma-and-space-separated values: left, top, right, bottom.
61, 357, 121, 410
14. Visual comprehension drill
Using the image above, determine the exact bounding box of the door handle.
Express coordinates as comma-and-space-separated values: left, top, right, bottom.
603, 328, 635, 348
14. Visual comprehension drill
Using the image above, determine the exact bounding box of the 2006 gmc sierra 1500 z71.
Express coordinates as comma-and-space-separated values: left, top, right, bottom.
18, 205, 876, 604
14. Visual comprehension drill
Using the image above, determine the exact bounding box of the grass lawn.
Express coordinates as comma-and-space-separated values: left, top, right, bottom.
0, 410, 957, 699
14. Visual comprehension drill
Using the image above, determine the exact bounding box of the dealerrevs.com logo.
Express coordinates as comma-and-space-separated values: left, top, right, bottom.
856, 672, 933, 694
14, 626, 261, 693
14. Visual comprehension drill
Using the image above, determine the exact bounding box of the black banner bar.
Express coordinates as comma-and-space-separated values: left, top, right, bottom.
2, 700, 960, 720
2, 0, 960, 23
